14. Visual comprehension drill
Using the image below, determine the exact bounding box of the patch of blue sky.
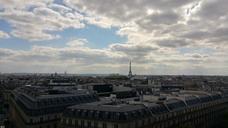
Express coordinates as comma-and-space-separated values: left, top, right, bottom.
0, 20, 127, 50
0, 38, 31, 50
54, 0, 64, 4
0, 20, 33, 50
0, 20, 12, 32
50, 24, 127, 49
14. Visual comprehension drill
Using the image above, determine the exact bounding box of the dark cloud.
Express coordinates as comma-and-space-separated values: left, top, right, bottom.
64, 0, 195, 22
157, 39, 191, 48
197, 0, 228, 20
110, 43, 158, 56
181, 30, 210, 40
180, 27, 228, 45
0, 48, 14, 58
138, 11, 180, 26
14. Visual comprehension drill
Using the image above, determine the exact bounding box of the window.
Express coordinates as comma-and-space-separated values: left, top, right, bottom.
55, 115, 58, 119
63, 118, 67, 124
54, 123, 57, 128
94, 122, 98, 128
40, 117, 43, 122
142, 119, 145, 126
114, 124, 118, 128
81, 120, 85, 128
69, 118, 72, 125
135, 121, 138, 128
102, 123, 107, 128
75, 120, 78, 127
30, 119, 33, 124
88, 121, 91, 127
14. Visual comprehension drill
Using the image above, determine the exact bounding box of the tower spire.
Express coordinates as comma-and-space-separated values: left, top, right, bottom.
128, 60, 132, 78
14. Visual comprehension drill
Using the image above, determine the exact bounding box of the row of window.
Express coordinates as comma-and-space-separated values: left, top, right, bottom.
29, 114, 59, 124
62, 119, 119, 128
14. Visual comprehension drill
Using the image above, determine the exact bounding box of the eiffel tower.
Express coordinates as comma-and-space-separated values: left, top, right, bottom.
128, 60, 133, 78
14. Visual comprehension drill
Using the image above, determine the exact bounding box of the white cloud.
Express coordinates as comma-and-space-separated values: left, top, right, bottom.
0, 30, 9, 38
0, 1, 84, 41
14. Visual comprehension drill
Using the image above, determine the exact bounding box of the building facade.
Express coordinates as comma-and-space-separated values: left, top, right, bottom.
9, 86, 99, 128
60, 91, 228, 128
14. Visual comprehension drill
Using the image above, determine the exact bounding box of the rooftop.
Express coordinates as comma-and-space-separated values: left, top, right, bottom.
11, 86, 99, 116
63, 90, 223, 122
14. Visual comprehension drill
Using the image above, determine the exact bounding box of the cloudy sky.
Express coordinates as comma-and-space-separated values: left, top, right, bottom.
0, 0, 227, 75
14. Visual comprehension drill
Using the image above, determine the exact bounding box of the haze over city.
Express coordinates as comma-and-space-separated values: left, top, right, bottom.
0, 0, 228, 75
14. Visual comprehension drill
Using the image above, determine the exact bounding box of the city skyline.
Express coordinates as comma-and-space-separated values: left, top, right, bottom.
0, 0, 228, 75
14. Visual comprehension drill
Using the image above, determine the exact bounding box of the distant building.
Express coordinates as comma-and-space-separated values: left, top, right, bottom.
9, 86, 99, 128
82, 83, 113, 94
81, 83, 137, 99
48, 78, 77, 86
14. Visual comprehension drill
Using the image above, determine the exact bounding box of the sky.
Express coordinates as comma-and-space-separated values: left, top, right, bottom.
0, 0, 228, 75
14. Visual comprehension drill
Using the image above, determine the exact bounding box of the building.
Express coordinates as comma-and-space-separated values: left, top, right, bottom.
48, 78, 77, 86
81, 83, 137, 99
82, 83, 114, 94
60, 90, 228, 128
9, 86, 99, 128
